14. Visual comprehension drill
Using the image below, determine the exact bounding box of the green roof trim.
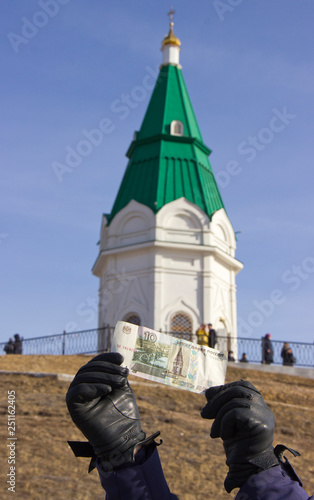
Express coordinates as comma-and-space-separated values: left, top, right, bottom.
108, 64, 225, 224
126, 133, 211, 158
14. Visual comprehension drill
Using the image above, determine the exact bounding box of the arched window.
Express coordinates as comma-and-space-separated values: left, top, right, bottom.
124, 314, 141, 326
171, 312, 192, 340
170, 120, 184, 136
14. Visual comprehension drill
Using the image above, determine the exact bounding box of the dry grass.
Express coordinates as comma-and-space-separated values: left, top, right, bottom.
0, 355, 313, 499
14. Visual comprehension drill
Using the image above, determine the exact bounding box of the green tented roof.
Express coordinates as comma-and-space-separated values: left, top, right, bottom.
108, 64, 224, 223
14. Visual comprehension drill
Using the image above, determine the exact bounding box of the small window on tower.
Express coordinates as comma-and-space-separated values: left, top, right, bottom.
171, 312, 192, 340
170, 120, 184, 136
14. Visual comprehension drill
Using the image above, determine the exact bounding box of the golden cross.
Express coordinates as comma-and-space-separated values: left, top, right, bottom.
168, 6, 175, 24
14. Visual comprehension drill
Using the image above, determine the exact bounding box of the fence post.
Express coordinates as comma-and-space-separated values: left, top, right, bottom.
62, 330, 66, 355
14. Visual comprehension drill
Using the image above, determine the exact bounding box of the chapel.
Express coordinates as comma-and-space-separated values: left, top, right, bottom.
92, 13, 243, 353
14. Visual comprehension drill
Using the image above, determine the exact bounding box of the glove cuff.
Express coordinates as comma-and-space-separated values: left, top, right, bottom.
225, 448, 280, 493
68, 431, 161, 473
225, 445, 302, 492
97, 431, 161, 471
248, 447, 280, 470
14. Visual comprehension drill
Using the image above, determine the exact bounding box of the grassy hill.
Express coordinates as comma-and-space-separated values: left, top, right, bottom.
0, 355, 313, 499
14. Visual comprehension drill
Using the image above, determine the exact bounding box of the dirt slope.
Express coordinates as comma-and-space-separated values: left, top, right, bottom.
0, 355, 313, 499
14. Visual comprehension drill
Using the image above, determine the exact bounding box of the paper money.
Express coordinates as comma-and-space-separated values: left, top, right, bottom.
111, 321, 227, 394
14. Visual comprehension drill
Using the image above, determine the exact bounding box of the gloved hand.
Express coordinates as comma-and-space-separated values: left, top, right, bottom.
66, 352, 159, 471
201, 380, 279, 492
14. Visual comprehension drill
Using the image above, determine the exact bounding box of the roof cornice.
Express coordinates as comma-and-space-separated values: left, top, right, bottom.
126, 133, 212, 159
92, 240, 243, 277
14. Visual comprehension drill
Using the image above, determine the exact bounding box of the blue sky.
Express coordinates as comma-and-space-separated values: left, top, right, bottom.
1, 0, 313, 346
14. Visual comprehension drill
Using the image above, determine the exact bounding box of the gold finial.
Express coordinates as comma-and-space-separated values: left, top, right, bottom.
162, 6, 181, 48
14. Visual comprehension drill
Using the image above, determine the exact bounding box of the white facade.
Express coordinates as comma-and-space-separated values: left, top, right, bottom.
93, 197, 243, 355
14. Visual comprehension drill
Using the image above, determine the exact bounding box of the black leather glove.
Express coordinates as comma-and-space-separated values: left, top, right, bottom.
201, 380, 279, 492
66, 352, 159, 471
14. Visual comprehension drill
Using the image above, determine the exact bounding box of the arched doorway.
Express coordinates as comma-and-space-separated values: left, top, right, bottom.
124, 313, 141, 326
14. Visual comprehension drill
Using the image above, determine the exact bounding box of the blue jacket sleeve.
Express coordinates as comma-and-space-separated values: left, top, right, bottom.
98, 445, 313, 500
97, 443, 178, 500
236, 461, 313, 500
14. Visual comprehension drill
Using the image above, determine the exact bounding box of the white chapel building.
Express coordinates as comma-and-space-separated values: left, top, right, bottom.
92, 18, 243, 353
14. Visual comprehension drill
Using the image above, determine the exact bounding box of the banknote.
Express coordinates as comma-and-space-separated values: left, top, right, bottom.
111, 321, 227, 394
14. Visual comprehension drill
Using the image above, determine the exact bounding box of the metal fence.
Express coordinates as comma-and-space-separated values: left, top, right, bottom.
1, 327, 313, 367
233, 336, 313, 367
0, 328, 107, 356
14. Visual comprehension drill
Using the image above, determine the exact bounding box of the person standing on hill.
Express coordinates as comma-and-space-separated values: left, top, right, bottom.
281, 342, 296, 366
208, 323, 217, 348
228, 350, 235, 362
196, 323, 208, 346
4, 338, 14, 354
13, 333, 23, 354
239, 353, 249, 363
263, 333, 274, 364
